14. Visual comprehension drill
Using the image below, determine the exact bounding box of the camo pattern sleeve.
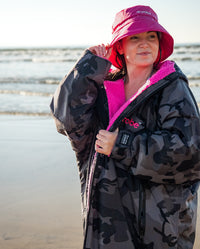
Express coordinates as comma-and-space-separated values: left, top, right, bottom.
111, 78, 200, 184
50, 49, 111, 163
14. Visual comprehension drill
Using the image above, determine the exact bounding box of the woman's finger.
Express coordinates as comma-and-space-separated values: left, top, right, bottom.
96, 133, 107, 141
105, 46, 112, 59
88, 44, 111, 59
95, 139, 104, 148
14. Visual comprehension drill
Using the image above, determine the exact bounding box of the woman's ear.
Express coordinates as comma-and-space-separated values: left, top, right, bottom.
116, 41, 124, 55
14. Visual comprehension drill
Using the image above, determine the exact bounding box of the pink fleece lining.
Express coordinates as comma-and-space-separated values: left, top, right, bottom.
104, 79, 126, 121
104, 60, 175, 131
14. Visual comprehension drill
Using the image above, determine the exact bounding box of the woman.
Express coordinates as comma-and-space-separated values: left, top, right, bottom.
50, 5, 200, 249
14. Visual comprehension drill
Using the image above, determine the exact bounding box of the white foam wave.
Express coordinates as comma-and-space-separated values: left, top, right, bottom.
0, 90, 52, 96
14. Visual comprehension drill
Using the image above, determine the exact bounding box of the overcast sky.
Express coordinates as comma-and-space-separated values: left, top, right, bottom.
1, 0, 200, 47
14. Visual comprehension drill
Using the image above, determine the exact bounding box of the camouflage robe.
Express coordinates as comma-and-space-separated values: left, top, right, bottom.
50, 50, 200, 249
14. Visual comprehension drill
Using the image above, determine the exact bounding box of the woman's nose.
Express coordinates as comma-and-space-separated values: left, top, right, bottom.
139, 39, 148, 48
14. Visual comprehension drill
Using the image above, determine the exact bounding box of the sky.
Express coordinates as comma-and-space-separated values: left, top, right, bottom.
1, 0, 200, 48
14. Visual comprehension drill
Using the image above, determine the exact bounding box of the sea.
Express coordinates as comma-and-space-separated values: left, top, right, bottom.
0, 44, 200, 116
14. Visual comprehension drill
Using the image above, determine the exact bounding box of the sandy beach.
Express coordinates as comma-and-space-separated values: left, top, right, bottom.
0, 115, 83, 249
0, 115, 199, 249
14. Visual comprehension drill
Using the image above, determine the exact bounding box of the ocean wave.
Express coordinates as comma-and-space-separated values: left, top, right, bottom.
172, 44, 200, 61
188, 76, 200, 80
0, 77, 60, 85
189, 81, 200, 87
32, 58, 77, 63
0, 58, 77, 63
0, 111, 51, 116
0, 47, 86, 52
175, 51, 200, 55
171, 57, 200, 61
0, 89, 52, 96
40, 79, 60, 84
174, 43, 200, 49
0, 47, 85, 63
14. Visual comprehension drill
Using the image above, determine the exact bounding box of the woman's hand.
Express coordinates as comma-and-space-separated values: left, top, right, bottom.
88, 44, 112, 60
95, 129, 118, 155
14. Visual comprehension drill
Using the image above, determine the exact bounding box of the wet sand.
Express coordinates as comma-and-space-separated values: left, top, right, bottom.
0, 115, 199, 249
0, 115, 83, 249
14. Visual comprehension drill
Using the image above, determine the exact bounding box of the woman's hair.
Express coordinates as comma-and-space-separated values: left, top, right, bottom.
105, 32, 161, 81
105, 44, 127, 81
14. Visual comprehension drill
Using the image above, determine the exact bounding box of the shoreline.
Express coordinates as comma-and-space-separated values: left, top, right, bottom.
0, 115, 199, 248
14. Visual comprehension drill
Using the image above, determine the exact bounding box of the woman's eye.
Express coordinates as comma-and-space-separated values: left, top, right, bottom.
130, 36, 138, 40
149, 34, 157, 39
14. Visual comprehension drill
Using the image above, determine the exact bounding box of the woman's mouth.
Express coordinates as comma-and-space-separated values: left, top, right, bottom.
137, 52, 151, 56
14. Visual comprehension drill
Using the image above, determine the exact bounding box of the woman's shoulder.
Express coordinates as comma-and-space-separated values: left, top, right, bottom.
150, 60, 188, 86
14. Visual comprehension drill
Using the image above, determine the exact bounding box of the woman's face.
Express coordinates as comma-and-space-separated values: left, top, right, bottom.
120, 31, 159, 68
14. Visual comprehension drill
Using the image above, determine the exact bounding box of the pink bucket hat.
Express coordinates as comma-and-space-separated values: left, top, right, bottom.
109, 5, 174, 69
